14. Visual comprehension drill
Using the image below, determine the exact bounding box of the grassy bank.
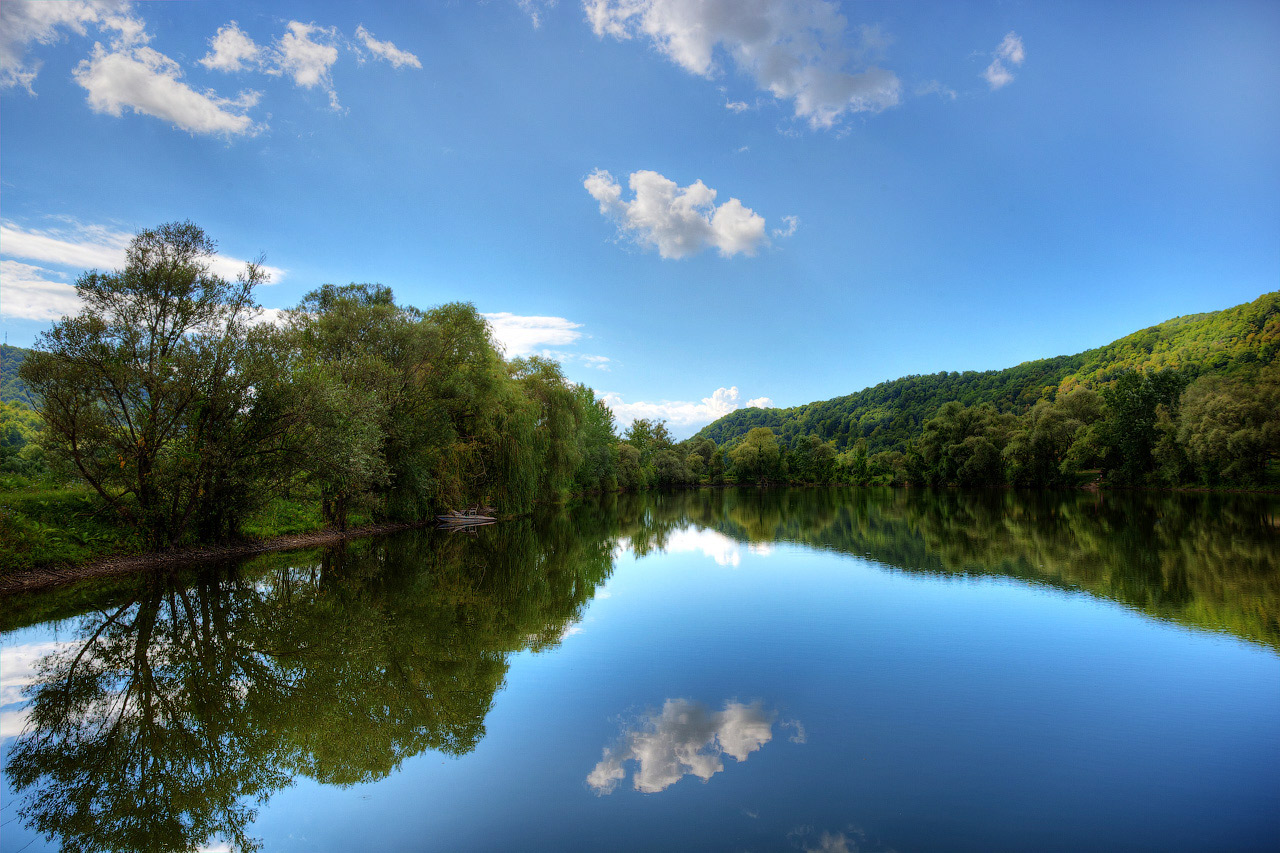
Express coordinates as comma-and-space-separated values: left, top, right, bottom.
0, 474, 369, 574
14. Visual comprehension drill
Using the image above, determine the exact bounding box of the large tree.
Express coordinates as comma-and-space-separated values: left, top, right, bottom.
19, 222, 285, 546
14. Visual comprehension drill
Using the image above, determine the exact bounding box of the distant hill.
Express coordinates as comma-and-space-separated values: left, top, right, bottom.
1, 345, 35, 407
696, 291, 1280, 452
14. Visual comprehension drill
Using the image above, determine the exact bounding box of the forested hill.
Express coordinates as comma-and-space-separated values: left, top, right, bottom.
1, 345, 35, 406
697, 291, 1279, 454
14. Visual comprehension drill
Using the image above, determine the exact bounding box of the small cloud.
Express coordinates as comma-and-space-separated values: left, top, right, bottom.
771, 215, 799, 240
983, 31, 1024, 90
198, 21, 264, 72
585, 168, 767, 259
270, 21, 341, 109
736, 145, 750, 154
483, 312, 584, 356
725, 100, 750, 113
354, 25, 421, 69
746, 396, 774, 408
781, 718, 807, 744
74, 42, 262, 136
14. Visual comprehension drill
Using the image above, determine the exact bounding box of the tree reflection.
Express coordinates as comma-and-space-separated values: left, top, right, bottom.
7, 514, 614, 853
607, 487, 1280, 650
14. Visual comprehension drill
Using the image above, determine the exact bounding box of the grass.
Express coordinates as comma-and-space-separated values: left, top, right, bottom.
0, 475, 352, 573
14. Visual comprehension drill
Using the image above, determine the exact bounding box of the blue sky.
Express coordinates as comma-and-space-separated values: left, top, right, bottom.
2, 0, 1277, 436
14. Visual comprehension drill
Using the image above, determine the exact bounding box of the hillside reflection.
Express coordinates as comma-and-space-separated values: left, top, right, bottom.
614, 488, 1280, 650
3, 487, 1277, 853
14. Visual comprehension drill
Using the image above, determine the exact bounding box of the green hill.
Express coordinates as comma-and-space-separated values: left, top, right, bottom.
696, 291, 1280, 453
1, 345, 35, 407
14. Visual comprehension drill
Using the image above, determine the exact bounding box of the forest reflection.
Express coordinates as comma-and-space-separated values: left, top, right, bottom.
4, 487, 1277, 853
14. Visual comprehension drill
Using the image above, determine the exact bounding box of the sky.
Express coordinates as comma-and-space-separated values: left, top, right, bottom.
2, 0, 1278, 437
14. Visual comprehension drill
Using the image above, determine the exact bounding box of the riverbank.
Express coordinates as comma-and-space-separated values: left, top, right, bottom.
0, 519, 433, 595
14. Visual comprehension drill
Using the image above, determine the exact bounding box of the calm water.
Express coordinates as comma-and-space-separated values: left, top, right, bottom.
2, 488, 1278, 853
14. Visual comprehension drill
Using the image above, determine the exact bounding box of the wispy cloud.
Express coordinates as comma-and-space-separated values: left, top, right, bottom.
483, 312, 583, 356
1, 219, 286, 289
0, 260, 81, 321
772, 215, 799, 239
585, 169, 767, 259
354, 25, 422, 69
983, 32, 1025, 90
585, 0, 900, 129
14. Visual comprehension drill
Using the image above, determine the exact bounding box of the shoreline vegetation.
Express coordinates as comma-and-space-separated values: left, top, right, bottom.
2, 222, 1278, 583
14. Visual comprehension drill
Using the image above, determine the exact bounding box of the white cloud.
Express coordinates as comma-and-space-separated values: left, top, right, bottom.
725, 100, 750, 112
0, 0, 144, 92
1, 220, 286, 285
983, 31, 1024, 90
585, 169, 767, 259
354, 25, 422, 69
772, 215, 799, 239
664, 527, 745, 567
483, 312, 584, 356
353, 24, 422, 68
585, 0, 901, 129
601, 385, 770, 430
0, 260, 81, 321
271, 21, 341, 109
199, 22, 263, 73
588, 698, 777, 794
74, 42, 262, 136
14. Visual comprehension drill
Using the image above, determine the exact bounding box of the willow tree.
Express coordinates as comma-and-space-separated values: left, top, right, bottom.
19, 222, 285, 546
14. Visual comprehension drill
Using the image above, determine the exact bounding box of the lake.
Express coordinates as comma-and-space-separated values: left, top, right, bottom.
2, 487, 1278, 852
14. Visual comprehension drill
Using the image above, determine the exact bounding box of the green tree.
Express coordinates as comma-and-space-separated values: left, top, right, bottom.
19, 222, 282, 546
729, 427, 781, 484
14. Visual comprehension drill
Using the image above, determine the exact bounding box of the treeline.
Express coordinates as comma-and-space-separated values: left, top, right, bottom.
698, 291, 1280, 460
7, 222, 623, 549
607, 363, 1279, 489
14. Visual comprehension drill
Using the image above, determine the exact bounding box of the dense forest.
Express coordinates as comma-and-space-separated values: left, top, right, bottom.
694, 291, 1280, 488
2, 222, 1278, 566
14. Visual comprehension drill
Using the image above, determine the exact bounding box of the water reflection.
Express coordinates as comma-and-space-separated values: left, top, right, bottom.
1, 487, 1277, 852
587, 699, 778, 794
4, 516, 615, 853
607, 488, 1280, 650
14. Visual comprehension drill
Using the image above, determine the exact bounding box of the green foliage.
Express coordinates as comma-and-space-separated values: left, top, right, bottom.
1177, 364, 1280, 485
1, 343, 36, 406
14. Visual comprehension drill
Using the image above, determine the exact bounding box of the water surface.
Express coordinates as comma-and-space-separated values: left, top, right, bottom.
3, 488, 1278, 852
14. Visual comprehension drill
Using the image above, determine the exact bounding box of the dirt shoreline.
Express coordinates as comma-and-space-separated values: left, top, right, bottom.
0, 521, 431, 596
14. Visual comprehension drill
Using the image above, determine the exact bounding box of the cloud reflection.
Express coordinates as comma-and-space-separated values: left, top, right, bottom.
588, 699, 778, 794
